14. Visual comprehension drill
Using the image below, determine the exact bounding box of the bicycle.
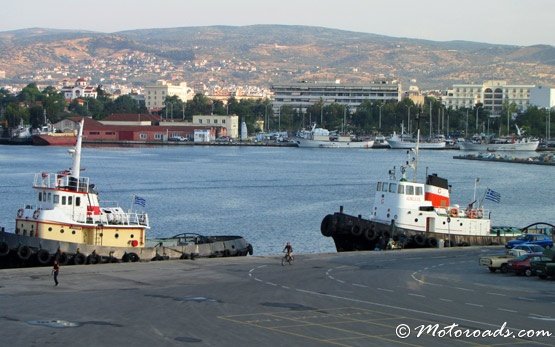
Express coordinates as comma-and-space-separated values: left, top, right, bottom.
281, 253, 293, 266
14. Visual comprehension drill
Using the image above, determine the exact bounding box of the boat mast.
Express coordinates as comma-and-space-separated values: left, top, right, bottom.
413, 129, 420, 182
69, 119, 84, 187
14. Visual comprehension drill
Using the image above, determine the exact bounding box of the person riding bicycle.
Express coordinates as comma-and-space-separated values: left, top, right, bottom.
283, 242, 293, 261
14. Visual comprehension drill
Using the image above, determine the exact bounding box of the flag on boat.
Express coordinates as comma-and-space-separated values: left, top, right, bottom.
134, 195, 146, 207
485, 188, 501, 203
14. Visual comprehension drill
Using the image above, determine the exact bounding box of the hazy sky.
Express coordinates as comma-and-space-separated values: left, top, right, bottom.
2, 0, 554, 46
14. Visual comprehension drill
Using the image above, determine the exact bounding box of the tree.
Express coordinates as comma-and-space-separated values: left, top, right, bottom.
5, 103, 29, 128
104, 95, 142, 116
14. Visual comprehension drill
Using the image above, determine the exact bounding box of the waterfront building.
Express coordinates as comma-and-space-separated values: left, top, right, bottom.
270, 80, 402, 115
529, 86, 555, 109
144, 80, 195, 111
443, 80, 534, 114
61, 78, 98, 101
192, 114, 239, 139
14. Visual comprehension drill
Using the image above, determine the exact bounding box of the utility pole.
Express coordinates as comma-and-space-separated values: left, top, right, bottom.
465, 109, 469, 138
378, 103, 383, 131
429, 101, 432, 138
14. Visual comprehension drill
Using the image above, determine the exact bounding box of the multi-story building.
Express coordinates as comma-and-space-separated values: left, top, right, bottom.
144, 80, 195, 111
192, 114, 239, 139
443, 80, 534, 114
270, 80, 402, 115
61, 78, 98, 101
529, 86, 555, 109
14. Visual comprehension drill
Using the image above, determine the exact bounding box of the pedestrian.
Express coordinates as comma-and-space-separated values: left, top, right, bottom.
52, 260, 59, 286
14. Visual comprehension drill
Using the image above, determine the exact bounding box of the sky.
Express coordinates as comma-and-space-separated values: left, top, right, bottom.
1, 0, 554, 46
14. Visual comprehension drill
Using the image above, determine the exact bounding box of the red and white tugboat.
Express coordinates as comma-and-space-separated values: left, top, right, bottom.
321, 131, 520, 251
1, 119, 252, 268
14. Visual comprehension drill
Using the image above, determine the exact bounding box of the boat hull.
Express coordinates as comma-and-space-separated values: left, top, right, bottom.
0, 230, 252, 269
458, 141, 539, 151
321, 210, 521, 252
387, 139, 446, 149
296, 139, 374, 148
32, 134, 77, 146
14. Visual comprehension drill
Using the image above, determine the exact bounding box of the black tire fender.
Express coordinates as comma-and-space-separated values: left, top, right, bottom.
129, 252, 140, 262
73, 253, 86, 265
37, 249, 51, 265
247, 244, 253, 256
320, 214, 336, 237
87, 254, 100, 265
414, 234, 426, 246
427, 237, 439, 248
57, 252, 69, 265
17, 245, 32, 260
0, 242, 10, 256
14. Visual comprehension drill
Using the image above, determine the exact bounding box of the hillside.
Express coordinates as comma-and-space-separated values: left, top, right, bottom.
0, 25, 554, 89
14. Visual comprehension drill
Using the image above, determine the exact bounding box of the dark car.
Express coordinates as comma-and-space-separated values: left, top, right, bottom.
505, 233, 553, 249
507, 253, 546, 276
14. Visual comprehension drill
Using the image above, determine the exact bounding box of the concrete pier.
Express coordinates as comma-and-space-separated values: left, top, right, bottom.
1, 248, 553, 346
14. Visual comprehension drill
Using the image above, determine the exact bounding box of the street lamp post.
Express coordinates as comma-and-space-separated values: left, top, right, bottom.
475, 106, 482, 132
465, 109, 469, 138
407, 106, 412, 134
378, 103, 384, 130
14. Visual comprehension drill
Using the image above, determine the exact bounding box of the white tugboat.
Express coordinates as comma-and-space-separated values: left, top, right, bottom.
1, 119, 252, 268
321, 131, 524, 251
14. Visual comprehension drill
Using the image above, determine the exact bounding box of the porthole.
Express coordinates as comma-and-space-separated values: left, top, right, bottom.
60, 229, 64, 234
386, 213, 390, 218
130, 234, 134, 238
442, 221, 446, 225
72, 230, 76, 235
48, 227, 53, 231
460, 223, 463, 226
115, 233, 119, 239
414, 218, 419, 223
99, 233, 103, 237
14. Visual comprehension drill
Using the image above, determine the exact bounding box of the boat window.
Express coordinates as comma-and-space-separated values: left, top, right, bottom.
406, 185, 414, 195
62, 196, 67, 205
398, 185, 404, 194
377, 182, 382, 191
38, 192, 42, 201
68, 196, 73, 205
47, 193, 52, 202
389, 183, 397, 193
382, 183, 389, 192
76, 197, 81, 206
53, 195, 59, 204
415, 186, 423, 195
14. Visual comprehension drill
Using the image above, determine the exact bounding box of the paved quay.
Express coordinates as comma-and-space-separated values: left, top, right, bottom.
1, 247, 553, 346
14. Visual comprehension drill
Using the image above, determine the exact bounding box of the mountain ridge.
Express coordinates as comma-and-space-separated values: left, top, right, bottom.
0, 25, 553, 89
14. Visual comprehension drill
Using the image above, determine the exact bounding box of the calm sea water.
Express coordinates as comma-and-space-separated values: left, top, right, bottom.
0, 145, 553, 255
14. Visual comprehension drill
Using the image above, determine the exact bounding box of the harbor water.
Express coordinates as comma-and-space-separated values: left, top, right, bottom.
0, 145, 553, 255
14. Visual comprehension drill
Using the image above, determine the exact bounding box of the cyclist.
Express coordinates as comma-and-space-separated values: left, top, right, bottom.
282, 242, 293, 263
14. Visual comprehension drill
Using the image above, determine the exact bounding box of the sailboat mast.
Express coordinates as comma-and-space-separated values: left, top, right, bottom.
70, 119, 84, 182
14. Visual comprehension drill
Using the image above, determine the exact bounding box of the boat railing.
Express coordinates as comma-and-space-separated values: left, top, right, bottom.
34, 172, 91, 193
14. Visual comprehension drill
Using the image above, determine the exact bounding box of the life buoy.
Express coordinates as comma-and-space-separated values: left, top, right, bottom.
449, 208, 458, 218
467, 209, 477, 219
0, 242, 10, 256
37, 249, 51, 264
17, 209, 24, 218
17, 245, 32, 260
33, 210, 40, 219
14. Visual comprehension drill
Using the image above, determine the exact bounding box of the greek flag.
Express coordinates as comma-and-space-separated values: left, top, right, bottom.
485, 188, 501, 203
134, 195, 146, 207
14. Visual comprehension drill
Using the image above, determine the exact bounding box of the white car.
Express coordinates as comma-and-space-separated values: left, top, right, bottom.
508, 243, 545, 257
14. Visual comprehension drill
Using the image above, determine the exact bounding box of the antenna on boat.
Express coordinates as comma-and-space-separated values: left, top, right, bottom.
414, 128, 420, 182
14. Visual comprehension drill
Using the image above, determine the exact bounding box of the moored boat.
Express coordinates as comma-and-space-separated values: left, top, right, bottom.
32, 132, 78, 146
386, 131, 446, 149
459, 126, 539, 151
1, 119, 252, 268
320, 131, 528, 252
296, 124, 374, 148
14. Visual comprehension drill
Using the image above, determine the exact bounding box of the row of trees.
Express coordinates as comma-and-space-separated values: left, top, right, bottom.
1, 83, 552, 138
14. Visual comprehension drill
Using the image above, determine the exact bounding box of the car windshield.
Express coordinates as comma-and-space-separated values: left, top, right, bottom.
515, 254, 528, 261
529, 245, 545, 252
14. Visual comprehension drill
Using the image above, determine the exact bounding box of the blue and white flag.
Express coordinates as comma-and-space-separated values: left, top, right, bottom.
485, 188, 501, 203
134, 195, 146, 207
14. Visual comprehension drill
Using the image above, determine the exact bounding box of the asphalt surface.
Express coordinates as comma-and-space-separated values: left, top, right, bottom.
0, 247, 553, 346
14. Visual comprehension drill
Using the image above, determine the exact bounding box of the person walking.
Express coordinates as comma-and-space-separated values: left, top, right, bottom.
52, 260, 60, 286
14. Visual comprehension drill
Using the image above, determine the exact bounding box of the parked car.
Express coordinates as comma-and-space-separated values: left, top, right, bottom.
169, 136, 188, 142
510, 243, 545, 256
505, 233, 553, 249
507, 253, 546, 276
530, 249, 555, 279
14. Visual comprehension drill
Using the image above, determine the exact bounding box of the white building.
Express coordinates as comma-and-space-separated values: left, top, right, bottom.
192, 114, 239, 139
194, 129, 212, 143
443, 80, 534, 114
61, 78, 98, 101
529, 86, 555, 109
271, 80, 402, 115
144, 80, 195, 111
